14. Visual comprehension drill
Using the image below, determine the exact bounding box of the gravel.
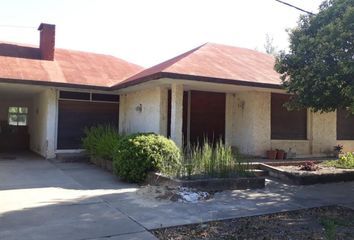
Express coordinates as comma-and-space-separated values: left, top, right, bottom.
152, 205, 354, 240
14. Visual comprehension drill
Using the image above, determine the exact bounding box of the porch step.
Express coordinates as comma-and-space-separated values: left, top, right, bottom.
56, 152, 89, 162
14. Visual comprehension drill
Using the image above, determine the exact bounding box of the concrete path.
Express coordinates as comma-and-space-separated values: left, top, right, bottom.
1, 153, 354, 239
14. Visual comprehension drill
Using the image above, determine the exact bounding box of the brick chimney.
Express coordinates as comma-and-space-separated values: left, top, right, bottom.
38, 23, 55, 61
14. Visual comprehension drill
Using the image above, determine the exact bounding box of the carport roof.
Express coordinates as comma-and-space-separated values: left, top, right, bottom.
0, 42, 143, 89
113, 42, 282, 90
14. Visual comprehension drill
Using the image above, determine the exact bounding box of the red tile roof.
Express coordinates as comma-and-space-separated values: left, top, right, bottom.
114, 43, 282, 89
0, 42, 281, 90
0, 42, 143, 89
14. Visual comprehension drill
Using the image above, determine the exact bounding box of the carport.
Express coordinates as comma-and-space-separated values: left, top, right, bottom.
0, 83, 57, 158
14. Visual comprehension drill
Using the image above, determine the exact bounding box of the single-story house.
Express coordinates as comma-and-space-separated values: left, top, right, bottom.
1, 23, 353, 159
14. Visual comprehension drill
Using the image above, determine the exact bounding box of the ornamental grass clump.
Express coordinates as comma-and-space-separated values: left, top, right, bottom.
178, 139, 250, 179
82, 124, 120, 160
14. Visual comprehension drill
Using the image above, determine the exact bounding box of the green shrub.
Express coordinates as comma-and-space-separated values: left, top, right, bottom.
324, 152, 354, 169
82, 125, 120, 160
112, 133, 181, 183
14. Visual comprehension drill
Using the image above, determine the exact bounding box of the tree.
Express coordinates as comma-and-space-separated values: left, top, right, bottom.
264, 33, 278, 56
275, 0, 354, 113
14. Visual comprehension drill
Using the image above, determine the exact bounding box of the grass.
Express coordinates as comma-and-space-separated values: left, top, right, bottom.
174, 139, 251, 179
320, 217, 354, 240
324, 152, 354, 169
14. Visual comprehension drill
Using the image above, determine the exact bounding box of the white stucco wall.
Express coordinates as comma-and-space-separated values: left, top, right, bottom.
311, 110, 354, 154
119, 86, 168, 135
29, 88, 57, 158
311, 111, 337, 155
228, 92, 354, 157
232, 91, 271, 156
117, 81, 354, 158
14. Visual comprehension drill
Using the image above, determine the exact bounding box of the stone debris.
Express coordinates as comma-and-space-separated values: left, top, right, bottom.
177, 187, 209, 203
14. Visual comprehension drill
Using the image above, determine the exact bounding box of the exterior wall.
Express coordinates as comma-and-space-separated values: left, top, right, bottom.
270, 140, 311, 156
312, 111, 337, 155
119, 86, 167, 135
116, 84, 354, 157
228, 93, 354, 157
117, 81, 354, 158
232, 91, 271, 156
29, 88, 57, 158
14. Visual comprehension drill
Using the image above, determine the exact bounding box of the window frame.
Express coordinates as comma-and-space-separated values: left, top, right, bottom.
8, 107, 28, 126
270, 93, 308, 140
336, 108, 354, 140
59, 91, 119, 103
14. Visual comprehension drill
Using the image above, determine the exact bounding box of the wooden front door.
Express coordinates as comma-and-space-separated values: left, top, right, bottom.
167, 90, 226, 146
189, 91, 226, 145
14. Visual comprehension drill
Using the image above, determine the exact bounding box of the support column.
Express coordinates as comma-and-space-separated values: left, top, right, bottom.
118, 94, 127, 134
159, 86, 168, 136
170, 83, 183, 148
225, 93, 237, 146
46, 88, 57, 159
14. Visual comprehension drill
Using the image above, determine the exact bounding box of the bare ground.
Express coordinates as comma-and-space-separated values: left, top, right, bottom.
152, 205, 354, 240
278, 164, 354, 176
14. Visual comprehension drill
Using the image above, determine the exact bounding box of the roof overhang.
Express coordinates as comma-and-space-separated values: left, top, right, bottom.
0, 77, 111, 91
0, 73, 284, 94
112, 72, 283, 91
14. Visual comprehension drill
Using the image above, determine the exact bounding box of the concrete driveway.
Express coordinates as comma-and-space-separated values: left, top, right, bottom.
1, 153, 354, 240
0, 153, 156, 240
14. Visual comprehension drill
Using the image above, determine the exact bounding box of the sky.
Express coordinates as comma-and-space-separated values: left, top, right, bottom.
0, 0, 324, 67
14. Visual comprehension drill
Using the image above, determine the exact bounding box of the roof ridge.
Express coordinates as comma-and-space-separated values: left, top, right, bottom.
157, 42, 208, 71
115, 43, 207, 86
204, 42, 275, 58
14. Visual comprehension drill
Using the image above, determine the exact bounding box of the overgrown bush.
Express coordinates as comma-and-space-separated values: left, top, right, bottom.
82, 125, 120, 160
113, 133, 181, 183
178, 140, 250, 179
325, 152, 354, 169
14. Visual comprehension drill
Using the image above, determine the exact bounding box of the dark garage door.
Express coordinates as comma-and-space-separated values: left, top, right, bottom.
57, 100, 119, 149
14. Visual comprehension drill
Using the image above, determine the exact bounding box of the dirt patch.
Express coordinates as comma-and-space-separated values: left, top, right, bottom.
152, 205, 354, 240
278, 164, 354, 176
136, 185, 212, 203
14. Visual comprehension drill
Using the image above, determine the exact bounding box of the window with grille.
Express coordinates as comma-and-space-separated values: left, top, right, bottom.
8, 107, 28, 126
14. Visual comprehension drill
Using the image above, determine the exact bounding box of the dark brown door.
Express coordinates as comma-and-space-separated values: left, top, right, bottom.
167, 90, 226, 146
57, 100, 119, 149
189, 91, 226, 145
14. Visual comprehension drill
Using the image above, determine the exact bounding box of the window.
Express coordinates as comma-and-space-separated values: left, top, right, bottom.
91, 93, 119, 102
59, 91, 90, 100
337, 108, 354, 140
271, 93, 307, 140
8, 107, 28, 126
59, 91, 119, 103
